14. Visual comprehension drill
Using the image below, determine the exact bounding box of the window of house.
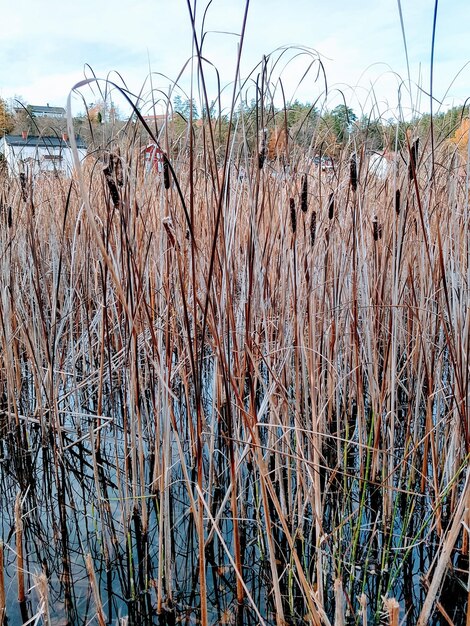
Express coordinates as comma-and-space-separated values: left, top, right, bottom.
42, 154, 63, 162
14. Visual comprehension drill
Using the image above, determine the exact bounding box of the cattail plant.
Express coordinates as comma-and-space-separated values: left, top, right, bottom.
372, 215, 381, 241
300, 174, 308, 212
0, 22, 468, 626
384, 598, 400, 626
328, 192, 334, 219
359, 594, 367, 626
113, 148, 124, 186
334, 579, 345, 625
15, 494, 25, 604
103, 164, 120, 208
163, 153, 170, 189
85, 554, 107, 626
289, 197, 296, 233
408, 138, 419, 181
258, 127, 267, 169
19, 173, 28, 202
33, 572, 50, 626
395, 188, 400, 215
350, 152, 358, 191
310, 210, 317, 246
0, 542, 5, 626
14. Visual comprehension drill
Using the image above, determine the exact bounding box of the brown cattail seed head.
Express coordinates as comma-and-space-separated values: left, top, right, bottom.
350, 153, 358, 192
163, 154, 170, 189
328, 192, 334, 220
19, 173, 27, 202
408, 138, 419, 181
115, 156, 123, 187
290, 198, 296, 234
373, 216, 382, 240
310, 211, 317, 246
103, 166, 120, 208
395, 188, 400, 215
258, 128, 267, 169
300, 174, 308, 212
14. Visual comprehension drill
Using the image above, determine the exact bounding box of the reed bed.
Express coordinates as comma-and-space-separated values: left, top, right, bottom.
0, 84, 469, 626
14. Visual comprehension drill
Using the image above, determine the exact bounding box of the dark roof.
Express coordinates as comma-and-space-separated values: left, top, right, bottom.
2, 135, 87, 149
142, 114, 169, 121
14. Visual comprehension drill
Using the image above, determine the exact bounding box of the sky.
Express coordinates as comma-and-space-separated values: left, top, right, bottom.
1, 0, 469, 121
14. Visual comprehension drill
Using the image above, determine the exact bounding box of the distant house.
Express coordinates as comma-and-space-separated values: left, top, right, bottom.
0, 133, 87, 176
142, 143, 165, 172
142, 114, 169, 128
14, 104, 66, 119
368, 150, 395, 180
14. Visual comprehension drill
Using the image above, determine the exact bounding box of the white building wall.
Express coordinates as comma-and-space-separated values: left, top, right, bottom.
61, 147, 87, 174
5, 144, 86, 176
368, 152, 392, 180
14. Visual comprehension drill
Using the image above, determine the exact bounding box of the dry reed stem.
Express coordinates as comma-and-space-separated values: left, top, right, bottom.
384, 598, 400, 626
467, 588, 470, 626
14, 493, 25, 604
1, 83, 469, 626
85, 553, 107, 626
196, 484, 267, 625
32, 572, 50, 626
359, 593, 367, 626
333, 579, 345, 626
0, 542, 5, 626
417, 468, 470, 626
422, 577, 459, 626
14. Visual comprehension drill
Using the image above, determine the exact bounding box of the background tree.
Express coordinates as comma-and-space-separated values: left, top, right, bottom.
279, 100, 319, 149
173, 95, 185, 116
173, 96, 199, 120
0, 98, 14, 135
327, 104, 357, 144
170, 96, 201, 153
356, 115, 386, 151
12, 104, 37, 135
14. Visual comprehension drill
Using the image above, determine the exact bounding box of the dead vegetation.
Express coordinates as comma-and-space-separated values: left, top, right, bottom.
0, 9, 469, 626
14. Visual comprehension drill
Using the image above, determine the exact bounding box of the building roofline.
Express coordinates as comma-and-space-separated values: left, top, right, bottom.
1, 135, 87, 149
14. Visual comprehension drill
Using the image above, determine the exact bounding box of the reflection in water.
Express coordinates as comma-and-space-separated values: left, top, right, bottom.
0, 374, 467, 625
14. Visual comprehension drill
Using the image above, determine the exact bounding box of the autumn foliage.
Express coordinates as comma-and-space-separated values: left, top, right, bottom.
449, 116, 469, 158
0, 98, 14, 135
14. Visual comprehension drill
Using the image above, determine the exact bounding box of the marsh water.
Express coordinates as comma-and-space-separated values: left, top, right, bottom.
0, 375, 467, 626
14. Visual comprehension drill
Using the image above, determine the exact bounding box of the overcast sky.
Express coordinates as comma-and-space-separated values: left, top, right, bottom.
1, 0, 469, 120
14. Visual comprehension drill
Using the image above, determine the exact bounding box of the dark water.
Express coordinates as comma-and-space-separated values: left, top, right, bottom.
0, 377, 468, 626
